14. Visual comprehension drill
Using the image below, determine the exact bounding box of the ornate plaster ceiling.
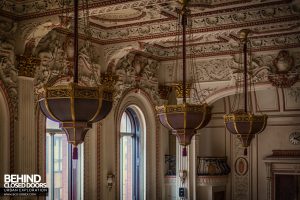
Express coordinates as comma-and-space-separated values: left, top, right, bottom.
1, 0, 300, 62
89, 8, 167, 28
0, 0, 300, 106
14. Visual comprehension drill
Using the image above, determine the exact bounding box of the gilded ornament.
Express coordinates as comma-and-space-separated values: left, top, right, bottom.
173, 83, 192, 98
100, 72, 118, 90
17, 55, 40, 78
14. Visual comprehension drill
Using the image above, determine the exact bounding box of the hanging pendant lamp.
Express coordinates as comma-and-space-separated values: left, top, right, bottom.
224, 29, 267, 156
39, 0, 113, 159
156, 0, 211, 156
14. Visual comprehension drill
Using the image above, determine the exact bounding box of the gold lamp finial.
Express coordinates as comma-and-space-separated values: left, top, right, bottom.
178, 0, 191, 7
238, 29, 252, 41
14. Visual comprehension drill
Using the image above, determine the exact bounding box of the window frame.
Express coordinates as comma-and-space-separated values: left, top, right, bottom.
46, 120, 84, 200
120, 108, 141, 200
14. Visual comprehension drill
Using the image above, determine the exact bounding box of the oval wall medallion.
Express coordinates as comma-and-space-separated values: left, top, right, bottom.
235, 157, 248, 176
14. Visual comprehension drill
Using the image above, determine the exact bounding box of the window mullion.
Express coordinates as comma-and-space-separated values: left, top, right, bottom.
68, 143, 72, 200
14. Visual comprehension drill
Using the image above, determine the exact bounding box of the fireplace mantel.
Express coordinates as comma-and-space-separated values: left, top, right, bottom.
263, 150, 300, 200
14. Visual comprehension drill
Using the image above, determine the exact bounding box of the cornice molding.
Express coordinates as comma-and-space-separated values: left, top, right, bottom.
86, 5, 300, 44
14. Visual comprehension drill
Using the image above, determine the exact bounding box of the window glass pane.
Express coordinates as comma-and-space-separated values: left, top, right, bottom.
75, 144, 84, 199
121, 112, 132, 133
122, 135, 133, 200
120, 108, 145, 200
46, 133, 51, 200
120, 112, 127, 133
46, 118, 84, 200
54, 134, 69, 200
126, 113, 132, 133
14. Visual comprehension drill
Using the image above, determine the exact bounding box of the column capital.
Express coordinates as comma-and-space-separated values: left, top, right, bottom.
17, 55, 40, 78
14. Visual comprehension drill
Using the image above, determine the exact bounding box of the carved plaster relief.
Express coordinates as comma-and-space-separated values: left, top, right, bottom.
34, 30, 102, 97
113, 52, 160, 104
0, 17, 18, 114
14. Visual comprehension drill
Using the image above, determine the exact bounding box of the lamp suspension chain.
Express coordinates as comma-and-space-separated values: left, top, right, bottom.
182, 9, 187, 104
243, 38, 247, 113
74, 0, 79, 84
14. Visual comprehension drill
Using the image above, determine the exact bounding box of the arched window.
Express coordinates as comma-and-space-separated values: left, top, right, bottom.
120, 107, 144, 200
46, 118, 84, 200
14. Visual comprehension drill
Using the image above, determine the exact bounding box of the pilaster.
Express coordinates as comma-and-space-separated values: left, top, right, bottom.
16, 55, 39, 174
176, 139, 196, 200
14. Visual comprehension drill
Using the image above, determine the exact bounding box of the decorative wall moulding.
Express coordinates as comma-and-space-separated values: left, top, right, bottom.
234, 157, 248, 176
268, 50, 299, 88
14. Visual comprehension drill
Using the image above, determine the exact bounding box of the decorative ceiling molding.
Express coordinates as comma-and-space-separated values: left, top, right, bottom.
54, 14, 300, 47
85, 3, 300, 43
53, 26, 300, 61
141, 31, 300, 60
0, 0, 176, 20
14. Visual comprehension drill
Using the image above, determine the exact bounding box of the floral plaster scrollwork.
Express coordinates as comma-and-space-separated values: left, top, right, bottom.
113, 52, 160, 104
231, 51, 292, 83
194, 59, 233, 82
178, 50, 300, 105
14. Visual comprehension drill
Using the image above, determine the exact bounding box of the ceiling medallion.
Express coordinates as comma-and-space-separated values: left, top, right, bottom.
224, 29, 268, 156
39, 0, 114, 159
92, 8, 145, 22
156, 0, 211, 157
268, 50, 299, 88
